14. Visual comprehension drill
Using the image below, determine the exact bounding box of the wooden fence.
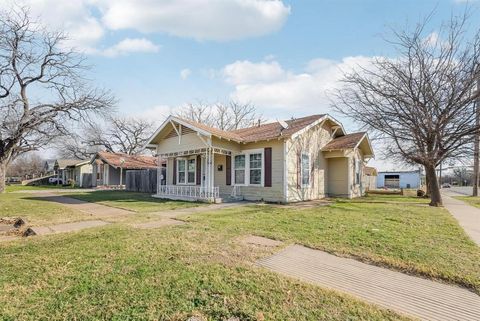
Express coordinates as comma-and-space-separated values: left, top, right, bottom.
126, 169, 159, 193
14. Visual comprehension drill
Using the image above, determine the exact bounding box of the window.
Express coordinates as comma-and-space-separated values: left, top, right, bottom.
233, 150, 263, 186
249, 153, 262, 185
355, 160, 361, 184
234, 155, 245, 184
177, 157, 196, 184
301, 153, 310, 186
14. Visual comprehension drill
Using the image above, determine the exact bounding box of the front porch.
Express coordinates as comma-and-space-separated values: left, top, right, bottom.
152, 147, 237, 203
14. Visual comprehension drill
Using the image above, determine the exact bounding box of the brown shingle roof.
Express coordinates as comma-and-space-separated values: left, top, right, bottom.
178, 118, 244, 142
322, 132, 367, 151
96, 151, 158, 169
231, 114, 326, 142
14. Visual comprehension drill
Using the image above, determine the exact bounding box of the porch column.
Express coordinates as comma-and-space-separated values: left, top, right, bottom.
204, 148, 215, 196
157, 154, 161, 195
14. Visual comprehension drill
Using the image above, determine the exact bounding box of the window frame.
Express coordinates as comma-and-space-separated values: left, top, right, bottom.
176, 157, 196, 185
301, 152, 310, 188
232, 148, 264, 187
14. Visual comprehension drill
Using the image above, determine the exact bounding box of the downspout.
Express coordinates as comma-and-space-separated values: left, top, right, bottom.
283, 139, 289, 203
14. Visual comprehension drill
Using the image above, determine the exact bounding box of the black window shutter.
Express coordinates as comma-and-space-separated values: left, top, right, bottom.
226, 155, 231, 186
264, 147, 272, 187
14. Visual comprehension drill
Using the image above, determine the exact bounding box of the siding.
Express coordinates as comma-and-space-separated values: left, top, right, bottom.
157, 132, 206, 153
327, 157, 349, 197
286, 122, 332, 202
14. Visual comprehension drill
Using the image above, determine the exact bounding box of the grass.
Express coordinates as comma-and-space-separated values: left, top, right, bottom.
454, 196, 480, 209
67, 190, 202, 212
5, 184, 77, 192
0, 225, 408, 320
0, 193, 89, 226
185, 195, 480, 294
1, 193, 477, 319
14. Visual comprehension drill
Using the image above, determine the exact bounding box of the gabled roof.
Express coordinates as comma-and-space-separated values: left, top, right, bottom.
365, 166, 378, 176
92, 151, 158, 169
322, 132, 374, 157
55, 159, 86, 169
145, 114, 345, 147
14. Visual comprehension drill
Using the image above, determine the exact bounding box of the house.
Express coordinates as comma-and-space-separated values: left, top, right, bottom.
377, 170, 421, 189
144, 114, 374, 203
363, 166, 378, 190
42, 159, 56, 175
53, 159, 92, 186
90, 151, 158, 187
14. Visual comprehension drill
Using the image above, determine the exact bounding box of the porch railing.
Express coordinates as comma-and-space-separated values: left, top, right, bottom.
157, 185, 219, 200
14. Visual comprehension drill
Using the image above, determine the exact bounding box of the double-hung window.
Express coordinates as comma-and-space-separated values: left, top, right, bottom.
234, 155, 245, 184
177, 158, 196, 184
301, 153, 310, 187
249, 153, 262, 185
355, 159, 361, 185
233, 150, 263, 186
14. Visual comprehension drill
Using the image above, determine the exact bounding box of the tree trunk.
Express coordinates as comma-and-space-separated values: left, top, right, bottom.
0, 160, 6, 193
424, 166, 430, 197
474, 84, 480, 196
425, 164, 442, 206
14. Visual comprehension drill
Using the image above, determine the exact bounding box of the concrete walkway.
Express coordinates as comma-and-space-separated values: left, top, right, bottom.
34, 193, 135, 219
258, 245, 480, 321
31, 220, 109, 236
441, 191, 480, 246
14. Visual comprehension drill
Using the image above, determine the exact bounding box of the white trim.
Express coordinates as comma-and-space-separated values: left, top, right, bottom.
290, 115, 346, 140
232, 148, 264, 187
300, 152, 311, 188
353, 133, 375, 158
176, 156, 197, 185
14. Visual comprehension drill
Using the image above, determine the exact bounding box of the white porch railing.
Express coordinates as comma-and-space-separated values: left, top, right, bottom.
157, 185, 219, 200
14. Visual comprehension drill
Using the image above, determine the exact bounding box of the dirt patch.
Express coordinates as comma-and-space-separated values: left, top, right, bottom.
241, 235, 283, 247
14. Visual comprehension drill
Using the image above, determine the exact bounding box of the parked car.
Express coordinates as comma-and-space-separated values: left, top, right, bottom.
441, 183, 451, 188
48, 177, 63, 184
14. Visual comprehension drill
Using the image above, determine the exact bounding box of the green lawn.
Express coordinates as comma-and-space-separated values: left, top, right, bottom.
5, 184, 78, 192
0, 193, 89, 226
1, 193, 477, 319
184, 197, 480, 294
66, 190, 202, 212
0, 226, 407, 321
454, 196, 480, 209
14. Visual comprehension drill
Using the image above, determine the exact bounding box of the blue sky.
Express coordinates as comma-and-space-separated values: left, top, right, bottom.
4, 0, 479, 169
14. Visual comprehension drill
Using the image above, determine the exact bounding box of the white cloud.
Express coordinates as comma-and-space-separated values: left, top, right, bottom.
101, 38, 160, 57
99, 0, 291, 41
222, 56, 373, 112
180, 68, 192, 80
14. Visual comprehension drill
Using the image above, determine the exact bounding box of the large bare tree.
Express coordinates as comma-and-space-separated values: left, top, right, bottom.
57, 116, 155, 158
176, 100, 264, 130
0, 7, 115, 192
333, 13, 480, 206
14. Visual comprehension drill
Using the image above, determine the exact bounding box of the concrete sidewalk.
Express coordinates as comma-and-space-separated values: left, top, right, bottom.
441, 191, 480, 246
258, 244, 480, 321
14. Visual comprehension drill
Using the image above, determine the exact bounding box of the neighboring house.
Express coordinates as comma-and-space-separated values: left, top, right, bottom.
377, 170, 421, 189
53, 159, 92, 186
90, 151, 158, 187
43, 159, 56, 175
145, 114, 374, 203
363, 166, 378, 191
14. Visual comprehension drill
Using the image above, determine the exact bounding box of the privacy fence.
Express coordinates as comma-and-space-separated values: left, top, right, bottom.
125, 169, 159, 193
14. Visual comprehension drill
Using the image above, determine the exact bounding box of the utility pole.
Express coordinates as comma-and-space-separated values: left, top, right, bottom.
474, 77, 480, 196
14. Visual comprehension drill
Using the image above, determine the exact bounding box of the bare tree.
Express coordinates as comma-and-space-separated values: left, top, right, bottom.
0, 7, 115, 192
56, 116, 155, 158
6, 152, 43, 179
332, 13, 480, 206
175, 100, 264, 130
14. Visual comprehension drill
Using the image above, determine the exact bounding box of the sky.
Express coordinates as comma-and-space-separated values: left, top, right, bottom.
2, 0, 479, 170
